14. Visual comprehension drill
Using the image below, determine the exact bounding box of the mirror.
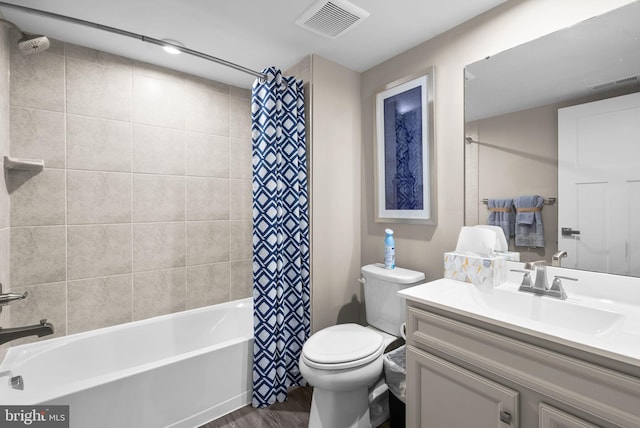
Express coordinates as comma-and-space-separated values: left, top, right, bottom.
464, 1, 640, 275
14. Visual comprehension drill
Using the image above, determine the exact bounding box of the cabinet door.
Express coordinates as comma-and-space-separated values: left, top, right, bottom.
539, 403, 600, 428
406, 346, 519, 428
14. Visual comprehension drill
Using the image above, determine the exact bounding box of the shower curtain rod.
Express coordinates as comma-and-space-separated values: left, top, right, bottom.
0, 1, 266, 80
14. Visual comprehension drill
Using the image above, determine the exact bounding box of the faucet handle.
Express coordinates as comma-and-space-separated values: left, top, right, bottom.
549, 275, 577, 300
510, 269, 532, 289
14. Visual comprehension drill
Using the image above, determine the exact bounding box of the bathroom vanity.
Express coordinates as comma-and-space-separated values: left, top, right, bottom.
400, 271, 640, 428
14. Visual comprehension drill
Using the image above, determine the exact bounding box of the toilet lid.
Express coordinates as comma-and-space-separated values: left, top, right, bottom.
302, 324, 384, 366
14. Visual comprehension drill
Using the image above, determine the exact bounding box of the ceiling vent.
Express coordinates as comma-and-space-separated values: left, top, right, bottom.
591, 75, 640, 91
295, 0, 370, 39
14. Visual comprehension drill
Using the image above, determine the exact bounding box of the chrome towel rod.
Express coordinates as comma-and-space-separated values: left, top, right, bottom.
0, 1, 267, 80
482, 197, 557, 206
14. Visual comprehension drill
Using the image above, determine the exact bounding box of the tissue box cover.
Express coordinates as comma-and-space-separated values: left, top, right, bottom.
443, 252, 506, 287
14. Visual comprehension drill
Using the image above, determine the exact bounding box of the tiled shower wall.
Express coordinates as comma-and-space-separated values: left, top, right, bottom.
0, 25, 11, 338
4, 37, 253, 345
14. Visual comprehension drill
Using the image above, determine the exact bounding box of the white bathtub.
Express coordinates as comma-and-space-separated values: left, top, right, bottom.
0, 298, 253, 428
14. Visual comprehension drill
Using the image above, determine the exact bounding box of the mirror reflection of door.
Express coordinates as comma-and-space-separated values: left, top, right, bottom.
558, 92, 640, 275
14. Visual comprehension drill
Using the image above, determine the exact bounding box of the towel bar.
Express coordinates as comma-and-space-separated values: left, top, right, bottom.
482, 197, 556, 206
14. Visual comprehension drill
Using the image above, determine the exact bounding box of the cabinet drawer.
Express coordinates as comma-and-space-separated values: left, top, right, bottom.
406, 304, 640, 427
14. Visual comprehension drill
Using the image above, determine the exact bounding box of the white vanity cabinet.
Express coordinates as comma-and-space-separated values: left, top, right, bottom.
404, 301, 640, 428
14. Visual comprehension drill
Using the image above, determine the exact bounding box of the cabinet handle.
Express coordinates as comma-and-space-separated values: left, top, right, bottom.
499, 410, 512, 425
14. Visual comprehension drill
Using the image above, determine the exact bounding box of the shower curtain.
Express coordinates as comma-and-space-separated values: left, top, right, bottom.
251, 67, 310, 408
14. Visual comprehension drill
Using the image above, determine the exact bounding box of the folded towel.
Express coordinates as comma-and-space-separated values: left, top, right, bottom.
514, 195, 544, 248
487, 198, 514, 240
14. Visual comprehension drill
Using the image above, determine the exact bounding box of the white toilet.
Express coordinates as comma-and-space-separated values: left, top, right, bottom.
300, 263, 425, 428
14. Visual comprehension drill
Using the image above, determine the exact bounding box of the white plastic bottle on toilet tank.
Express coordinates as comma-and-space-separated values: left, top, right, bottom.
384, 228, 395, 269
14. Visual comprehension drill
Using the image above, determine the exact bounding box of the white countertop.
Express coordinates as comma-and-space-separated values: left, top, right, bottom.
400, 278, 640, 368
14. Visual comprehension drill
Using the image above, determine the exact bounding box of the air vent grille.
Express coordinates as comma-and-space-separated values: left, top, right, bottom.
591, 75, 640, 91
296, 0, 369, 39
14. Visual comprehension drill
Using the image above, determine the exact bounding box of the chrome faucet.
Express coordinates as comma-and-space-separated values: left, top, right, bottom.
511, 261, 577, 300
0, 319, 54, 345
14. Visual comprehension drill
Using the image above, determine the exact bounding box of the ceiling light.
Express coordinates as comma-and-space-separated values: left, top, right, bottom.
161, 39, 183, 55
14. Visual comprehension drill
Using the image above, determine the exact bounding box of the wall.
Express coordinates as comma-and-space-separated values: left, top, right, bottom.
0, 22, 11, 356
468, 104, 558, 260
309, 55, 362, 332
288, 55, 362, 333
360, 0, 636, 280
6, 37, 253, 345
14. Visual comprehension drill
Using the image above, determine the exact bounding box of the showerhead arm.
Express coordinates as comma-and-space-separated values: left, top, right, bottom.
0, 16, 22, 34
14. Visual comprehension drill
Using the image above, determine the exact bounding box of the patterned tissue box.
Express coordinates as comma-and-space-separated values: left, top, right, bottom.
443, 252, 507, 287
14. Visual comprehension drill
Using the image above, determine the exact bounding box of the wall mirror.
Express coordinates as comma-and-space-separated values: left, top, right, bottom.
464, 1, 640, 276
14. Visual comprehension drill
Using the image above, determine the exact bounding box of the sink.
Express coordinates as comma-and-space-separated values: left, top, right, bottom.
456, 286, 624, 336
399, 278, 640, 363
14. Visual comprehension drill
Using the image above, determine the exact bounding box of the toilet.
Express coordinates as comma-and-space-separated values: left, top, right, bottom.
300, 263, 425, 428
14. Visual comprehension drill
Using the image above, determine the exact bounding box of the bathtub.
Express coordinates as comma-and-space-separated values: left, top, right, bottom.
0, 298, 253, 428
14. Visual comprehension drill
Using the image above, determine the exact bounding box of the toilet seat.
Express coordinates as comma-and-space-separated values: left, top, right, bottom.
302, 324, 385, 370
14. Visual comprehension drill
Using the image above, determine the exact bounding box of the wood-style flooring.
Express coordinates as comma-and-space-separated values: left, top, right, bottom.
199, 386, 392, 428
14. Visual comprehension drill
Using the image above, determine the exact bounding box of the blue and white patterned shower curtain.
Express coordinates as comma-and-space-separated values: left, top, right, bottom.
251, 67, 310, 408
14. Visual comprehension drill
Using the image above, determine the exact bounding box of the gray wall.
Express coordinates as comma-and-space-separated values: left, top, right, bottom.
4, 36, 253, 347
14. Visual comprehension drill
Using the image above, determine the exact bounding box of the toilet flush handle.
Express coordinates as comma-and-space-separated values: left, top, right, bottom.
358, 277, 366, 285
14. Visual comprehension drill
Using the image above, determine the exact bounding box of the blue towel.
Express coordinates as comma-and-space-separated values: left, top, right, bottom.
514, 195, 544, 248
487, 198, 514, 240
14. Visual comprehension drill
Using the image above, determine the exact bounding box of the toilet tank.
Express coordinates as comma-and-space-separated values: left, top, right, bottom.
361, 264, 425, 336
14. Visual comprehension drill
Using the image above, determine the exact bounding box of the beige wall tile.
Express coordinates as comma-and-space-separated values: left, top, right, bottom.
10, 107, 65, 168
10, 226, 66, 287
9, 169, 65, 226
133, 222, 186, 271
186, 177, 229, 220
0, 161, 8, 230
68, 274, 133, 334
229, 96, 251, 140
185, 83, 229, 135
66, 57, 132, 121
186, 263, 230, 309
133, 268, 186, 319
0, 228, 10, 291
133, 174, 185, 222
230, 220, 252, 261
133, 124, 185, 175
229, 137, 252, 179
133, 74, 185, 129
7, 40, 253, 341
67, 171, 132, 225
186, 221, 229, 265
67, 224, 132, 280
0, 26, 9, 104
230, 260, 253, 300
0, 101, 8, 161
229, 179, 252, 220
65, 43, 132, 70
66, 115, 132, 172
186, 132, 229, 178
9, 281, 67, 345
186, 75, 229, 95
10, 51, 64, 111
229, 86, 250, 100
